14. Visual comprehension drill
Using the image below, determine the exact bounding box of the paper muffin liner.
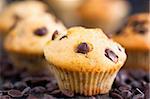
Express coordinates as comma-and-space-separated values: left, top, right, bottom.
50, 66, 120, 96
125, 51, 150, 72
8, 52, 50, 74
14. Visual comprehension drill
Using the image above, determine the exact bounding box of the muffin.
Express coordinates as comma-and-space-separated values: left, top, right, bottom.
113, 13, 150, 71
47, 0, 83, 27
0, 0, 48, 37
44, 27, 127, 96
4, 13, 66, 74
78, 0, 130, 34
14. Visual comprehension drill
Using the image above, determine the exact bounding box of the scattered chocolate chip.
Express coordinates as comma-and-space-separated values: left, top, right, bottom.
2, 82, 14, 90
0, 95, 11, 99
59, 35, 67, 40
118, 46, 122, 52
46, 83, 58, 92
76, 42, 90, 54
43, 94, 55, 99
0, 90, 3, 96
8, 89, 23, 98
34, 27, 48, 36
14, 81, 27, 90
121, 90, 132, 98
131, 20, 148, 34
30, 86, 46, 94
21, 87, 31, 95
27, 94, 38, 99
109, 92, 123, 99
50, 89, 61, 95
62, 89, 74, 97
105, 48, 118, 63
52, 30, 59, 40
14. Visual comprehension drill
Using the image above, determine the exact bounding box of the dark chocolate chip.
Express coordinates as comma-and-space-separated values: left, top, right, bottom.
76, 42, 90, 54
0, 95, 11, 99
30, 86, 46, 94
50, 89, 61, 95
52, 30, 59, 40
8, 89, 23, 98
0, 90, 2, 96
14, 81, 27, 90
105, 48, 118, 63
43, 94, 55, 99
34, 27, 48, 36
62, 89, 74, 97
59, 35, 67, 40
21, 87, 31, 95
46, 83, 58, 92
109, 92, 123, 99
143, 74, 150, 82
121, 90, 132, 98
27, 94, 38, 99
132, 94, 144, 99
2, 82, 14, 90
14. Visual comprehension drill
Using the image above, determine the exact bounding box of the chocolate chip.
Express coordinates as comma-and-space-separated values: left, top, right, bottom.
109, 92, 123, 99
27, 94, 38, 99
30, 86, 46, 94
105, 49, 118, 63
43, 94, 55, 99
132, 21, 148, 34
21, 87, 31, 95
62, 89, 74, 97
59, 35, 67, 40
0, 90, 2, 96
52, 30, 59, 40
143, 74, 150, 82
8, 89, 23, 98
121, 90, 132, 98
50, 89, 61, 95
132, 94, 144, 99
2, 82, 14, 90
34, 27, 47, 36
76, 42, 90, 54
46, 83, 58, 92
14, 81, 27, 90
0, 95, 11, 99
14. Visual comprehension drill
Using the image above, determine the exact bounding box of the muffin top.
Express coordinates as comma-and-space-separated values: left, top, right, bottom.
4, 13, 66, 55
44, 27, 126, 72
113, 13, 150, 51
0, 1, 48, 33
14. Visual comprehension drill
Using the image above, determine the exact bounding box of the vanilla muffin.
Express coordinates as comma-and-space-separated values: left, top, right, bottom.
44, 27, 126, 96
79, 0, 130, 33
113, 13, 150, 71
0, 0, 48, 37
47, 0, 83, 26
4, 13, 66, 74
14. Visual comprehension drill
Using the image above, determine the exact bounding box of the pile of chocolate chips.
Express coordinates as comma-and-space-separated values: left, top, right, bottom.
0, 55, 149, 99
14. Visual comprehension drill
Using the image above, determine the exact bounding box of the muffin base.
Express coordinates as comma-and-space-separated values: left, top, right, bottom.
125, 51, 150, 72
50, 66, 120, 96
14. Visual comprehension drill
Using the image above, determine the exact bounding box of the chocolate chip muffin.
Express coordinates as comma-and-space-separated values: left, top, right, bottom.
0, 0, 48, 37
78, 0, 130, 33
44, 27, 127, 96
113, 13, 150, 71
4, 13, 66, 74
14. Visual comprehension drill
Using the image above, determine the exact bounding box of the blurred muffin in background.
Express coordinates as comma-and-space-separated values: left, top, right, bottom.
4, 13, 66, 74
0, 0, 5, 13
79, 0, 130, 34
47, 0, 84, 27
0, 0, 48, 37
113, 13, 150, 71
